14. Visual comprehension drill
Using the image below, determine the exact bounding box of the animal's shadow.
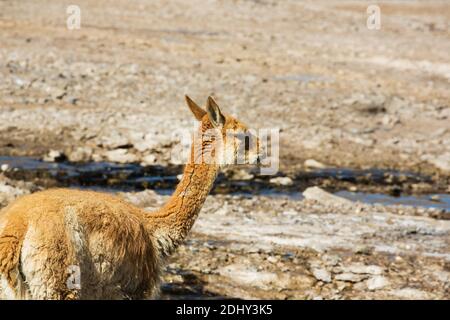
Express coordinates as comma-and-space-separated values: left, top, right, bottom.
159, 267, 237, 300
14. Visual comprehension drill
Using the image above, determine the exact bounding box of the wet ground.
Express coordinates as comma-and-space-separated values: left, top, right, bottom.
1, 156, 449, 214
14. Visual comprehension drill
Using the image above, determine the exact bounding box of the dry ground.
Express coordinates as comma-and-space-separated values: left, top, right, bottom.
0, 0, 449, 299
0, 0, 449, 174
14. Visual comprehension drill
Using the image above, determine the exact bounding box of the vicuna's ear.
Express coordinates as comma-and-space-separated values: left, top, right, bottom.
185, 95, 206, 121
206, 96, 225, 128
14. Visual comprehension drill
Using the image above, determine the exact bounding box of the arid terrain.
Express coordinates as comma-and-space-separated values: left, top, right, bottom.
0, 0, 449, 299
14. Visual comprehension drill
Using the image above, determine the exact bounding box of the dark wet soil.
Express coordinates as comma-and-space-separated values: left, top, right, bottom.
1, 156, 449, 212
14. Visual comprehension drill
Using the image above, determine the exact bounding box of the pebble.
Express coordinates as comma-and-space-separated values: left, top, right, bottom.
311, 268, 332, 283
303, 186, 353, 206
354, 246, 373, 255
429, 195, 440, 202
366, 276, 389, 290
134, 139, 159, 152
269, 176, 293, 186
68, 146, 92, 162
343, 263, 384, 275
105, 149, 138, 163
304, 159, 327, 169
426, 153, 450, 173
266, 256, 279, 264
43, 150, 66, 162
141, 154, 157, 166
101, 134, 130, 149
334, 273, 367, 282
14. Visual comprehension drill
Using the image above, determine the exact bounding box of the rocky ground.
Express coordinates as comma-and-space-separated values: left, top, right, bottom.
0, 0, 449, 175
0, 0, 449, 299
142, 190, 450, 300
1, 175, 449, 299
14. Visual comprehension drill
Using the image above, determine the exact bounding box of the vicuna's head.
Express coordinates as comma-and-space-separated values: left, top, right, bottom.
185, 95, 261, 167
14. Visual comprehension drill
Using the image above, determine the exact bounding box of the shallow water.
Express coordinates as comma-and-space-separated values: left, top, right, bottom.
335, 191, 450, 212
1, 156, 449, 212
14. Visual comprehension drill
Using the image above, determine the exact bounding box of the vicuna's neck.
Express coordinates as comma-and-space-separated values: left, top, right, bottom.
145, 126, 220, 257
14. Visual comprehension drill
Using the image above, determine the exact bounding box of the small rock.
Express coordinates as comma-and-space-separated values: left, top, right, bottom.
335, 273, 367, 282
354, 246, 373, 255
322, 254, 341, 267
101, 134, 130, 149
303, 186, 353, 206
141, 154, 157, 166
269, 176, 293, 186
430, 195, 440, 202
366, 276, 389, 290
344, 263, 384, 275
51, 88, 66, 100
1, 164, 10, 172
381, 114, 400, 126
127, 131, 145, 145
68, 147, 92, 162
426, 153, 450, 173
105, 149, 138, 163
0, 178, 31, 207
282, 210, 297, 216
304, 159, 327, 169
43, 150, 66, 162
390, 288, 430, 299
267, 256, 279, 264
352, 281, 367, 291
312, 268, 332, 283
134, 140, 158, 153
134, 133, 164, 152
66, 96, 79, 105
92, 153, 103, 162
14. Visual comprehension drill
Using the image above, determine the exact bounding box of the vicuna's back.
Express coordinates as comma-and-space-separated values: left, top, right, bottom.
0, 188, 159, 299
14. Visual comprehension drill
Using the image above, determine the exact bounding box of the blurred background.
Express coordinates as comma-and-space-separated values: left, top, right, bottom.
0, 0, 449, 299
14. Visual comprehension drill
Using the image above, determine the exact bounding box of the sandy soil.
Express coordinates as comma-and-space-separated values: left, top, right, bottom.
0, 0, 449, 175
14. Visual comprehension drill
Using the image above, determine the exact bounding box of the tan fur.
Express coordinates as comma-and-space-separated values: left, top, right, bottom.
0, 96, 259, 299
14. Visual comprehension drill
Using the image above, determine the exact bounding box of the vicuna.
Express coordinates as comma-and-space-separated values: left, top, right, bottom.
0, 96, 260, 299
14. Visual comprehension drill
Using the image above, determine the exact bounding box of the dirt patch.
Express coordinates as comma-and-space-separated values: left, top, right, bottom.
0, 0, 449, 176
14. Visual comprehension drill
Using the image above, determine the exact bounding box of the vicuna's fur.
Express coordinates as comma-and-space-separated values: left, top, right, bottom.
0, 96, 260, 299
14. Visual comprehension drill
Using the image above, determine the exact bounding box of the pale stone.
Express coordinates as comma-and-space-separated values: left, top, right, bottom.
141, 154, 156, 166
304, 159, 327, 169
269, 176, 293, 186
344, 263, 384, 275
335, 273, 367, 282
312, 268, 332, 283
105, 149, 138, 163
366, 276, 389, 290
303, 186, 353, 206
43, 150, 66, 162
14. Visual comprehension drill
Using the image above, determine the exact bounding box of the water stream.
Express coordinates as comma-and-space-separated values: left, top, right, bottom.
1, 156, 449, 212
